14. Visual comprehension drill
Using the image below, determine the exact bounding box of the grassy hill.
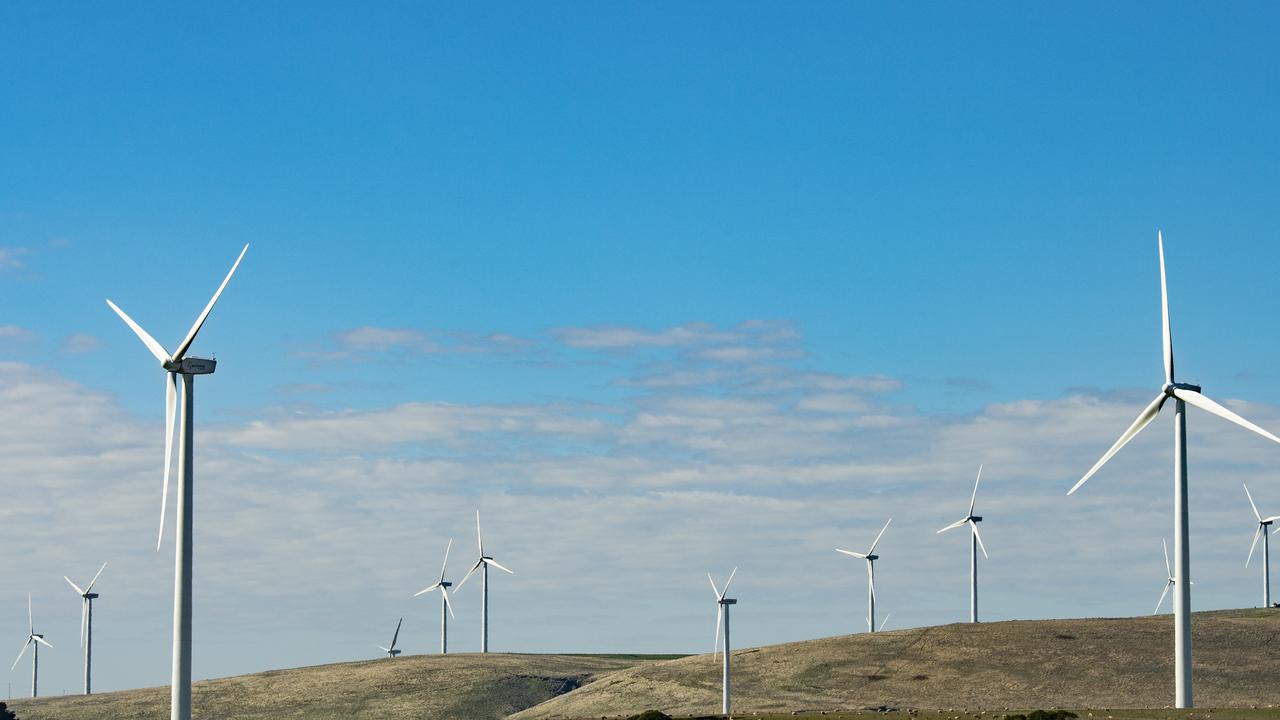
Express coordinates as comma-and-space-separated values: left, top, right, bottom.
511, 609, 1280, 719
4, 652, 674, 720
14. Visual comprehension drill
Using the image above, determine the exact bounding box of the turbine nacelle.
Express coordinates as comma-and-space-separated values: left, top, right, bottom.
1164, 381, 1202, 396
163, 357, 217, 375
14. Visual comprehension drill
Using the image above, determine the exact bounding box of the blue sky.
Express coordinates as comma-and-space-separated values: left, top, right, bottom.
3, 1, 1280, 699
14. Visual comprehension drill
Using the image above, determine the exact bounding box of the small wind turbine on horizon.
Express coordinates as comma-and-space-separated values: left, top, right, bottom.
1154, 538, 1193, 614
835, 518, 892, 633
11, 594, 51, 698
937, 465, 989, 623
377, 618, 403, 658
64, 562, 107, 695
106, 244, 248, 720
1067, 232, 1280, 708
414, 538, 456, 654
709, 567, 738, 717
1243, 484, 1280, 608
456, 511, 513, 653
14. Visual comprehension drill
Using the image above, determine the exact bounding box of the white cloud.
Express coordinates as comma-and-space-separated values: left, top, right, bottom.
62, 332, 101, 353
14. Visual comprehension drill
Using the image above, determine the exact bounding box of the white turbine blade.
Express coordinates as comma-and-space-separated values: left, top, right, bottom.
63, 576, 85, 596
1164, 538, 1172, 578
1248, 525, 1263, 568
1068, 392, 1167, 495
968, 465, 983, 516
878, 612, 891, 631
868, 564, 877, 601
485, 558, 515, 575
456, 558, 484, 590
159, 371, 177, 550
1173, 387, 1280, 445
707, 573, 721, 598
970, 520, 989, 559
1159, 231, 1175, 385
713, 604, 723, 658
85, 562, 108, 594
720, 566, 738, 599
390, 617, 402, 650
171, 244, 249, 362
1264, 516, 1280, 524
11, 639, 31, 671
27, 594, 32, 635
937, 517, 967, 534
413, 583, 441, 597
476, 510, 484, 557
33, 636, 52, 649
439, 538, 453, 583
835, 548, 867, 559
81, 598, 89, 648
867, 518, 892, 555
1245, 483, 1263, 522
105, 299, 170, 363
1155, 580, 1173, 614
441, 586, 456, 619
376, 645, 390, 653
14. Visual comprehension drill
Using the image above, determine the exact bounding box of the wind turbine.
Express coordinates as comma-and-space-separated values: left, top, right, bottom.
106, 243, 248, 720
11, 594, 51, 698
64, 562, 107, 694
1244, 484, 1280, 608
835, 518, 892, 633
1067, 232, 1280, 708
377, 618, 403, 658
937, 465, 988, 622
456, 511, 513, 653
709, 567, 738, 717
1155, 538, 1179, 614
414, 538, 456, 654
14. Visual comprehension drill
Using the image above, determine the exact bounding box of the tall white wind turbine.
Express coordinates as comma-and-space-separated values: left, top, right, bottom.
708, 567, 738, 717
414, 538, 456, 654
937, 465, 988, 622
835, 518, 892, 633
1067, 232, 1280, 708
1244, 484, 1280, 608
11, 594, 51, 698
377, 618, 403, 658
456, 511, 513, 653
106, 244, 248, 720
64, 562, 107, 694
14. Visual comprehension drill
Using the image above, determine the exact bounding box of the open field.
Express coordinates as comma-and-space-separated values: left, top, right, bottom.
512, 609, 1280, 719
589, 711, 1280, 720
4, 652, 673, 720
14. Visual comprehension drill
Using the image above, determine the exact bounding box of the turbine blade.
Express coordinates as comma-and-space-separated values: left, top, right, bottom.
1164, 538, 1172, 578
33, 636, 51, 649
171, 244, 249, 362
1173, 388, 1280, 445
413, 583, 440, 597
441, 586, 456, 619
159, 372, 177, 550
708, 573, 720, 598
721, 566, 738, 599
1068, 392, 1167, 495
440, 538, 452, 583
85, 561, 107, 594
11, 639, 31, 671
376, 645, 389, 653
81, 599, 87, 648
713, 604, 723, 658
1264, 516, 1280, 524
456, 558, 484, 590
835, 548, 867, 559
476, 510, 484, 557
970, 520, 989, 559
63, 577, 85, 596
390, 617, 402, 649
27, 594, 32, 635
1156, 580, 1173, 614
867, 518, 892, 555
1249, 525, 1263, 568
1159, 231, 1174, 385
105, 299, 170, 363
868, 564, 876, 601
879, 612, 891, 631
485, 558, 514, 575
1245, 483, 1263, 522
937, 518, 967, 534
968, 465, 983, 516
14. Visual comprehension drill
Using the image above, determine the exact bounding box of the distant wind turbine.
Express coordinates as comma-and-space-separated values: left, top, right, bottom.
1154, 538, 1191, 613
456, 511, 513, 653
1067, 233, 1280, 708
835, 518, 892, 633
64, 562, 107, 694
414, 538, 456, 654
937, 465, 988, 622
377, 618, 403, 658
106, 243, 248, 720
878, 612, 892, 631
708, 567, 738, 717
1244, 484, 1280, 608
11, 594, 51, 698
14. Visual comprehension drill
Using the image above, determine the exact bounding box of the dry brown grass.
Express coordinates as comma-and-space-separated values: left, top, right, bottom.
511, 609, 1280, 719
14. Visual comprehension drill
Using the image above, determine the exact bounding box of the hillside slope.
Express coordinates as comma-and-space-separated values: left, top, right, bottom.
511, 609, 1280, 718
5, 653, 665, 720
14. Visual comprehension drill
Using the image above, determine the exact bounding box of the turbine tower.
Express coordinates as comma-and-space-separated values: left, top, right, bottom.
414, 538, 456, 654
377, 618, 403, 658
11, 594, 51, 698
937, 465, 989, 622
835, 518, 892, 633
64, 562, 107, 694
1068, 232, 1280, 708
456, 511, 513, 653
106, 244, 248, 720
709, 567, 738, 717
1244, 484, 1280, 608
